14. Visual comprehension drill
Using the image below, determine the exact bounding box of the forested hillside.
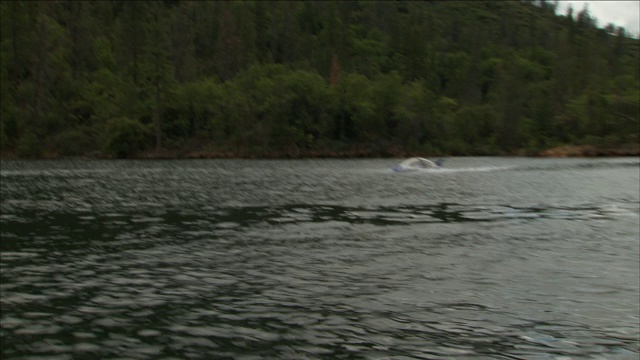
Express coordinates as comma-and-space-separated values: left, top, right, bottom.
1, 0, 638, 158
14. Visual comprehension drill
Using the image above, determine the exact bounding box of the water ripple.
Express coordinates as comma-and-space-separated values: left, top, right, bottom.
1, 159, 638, 359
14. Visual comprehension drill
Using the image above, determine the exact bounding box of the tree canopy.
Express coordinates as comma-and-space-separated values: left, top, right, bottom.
1, 0, 638, 158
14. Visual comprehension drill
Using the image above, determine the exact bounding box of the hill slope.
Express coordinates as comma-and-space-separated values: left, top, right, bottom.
1, 0, 638, 158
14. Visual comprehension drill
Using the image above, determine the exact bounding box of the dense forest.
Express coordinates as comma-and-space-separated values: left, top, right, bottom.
0, 0, 638, 158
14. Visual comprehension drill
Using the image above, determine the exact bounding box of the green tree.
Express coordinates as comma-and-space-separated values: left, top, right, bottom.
140, 2, 175, 152
0, 1, 638, 158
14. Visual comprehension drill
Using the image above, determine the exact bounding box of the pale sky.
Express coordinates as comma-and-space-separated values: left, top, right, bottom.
556, 1, 640, 36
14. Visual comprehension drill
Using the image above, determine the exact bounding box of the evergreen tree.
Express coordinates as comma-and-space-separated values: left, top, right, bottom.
0, 0, 637, 158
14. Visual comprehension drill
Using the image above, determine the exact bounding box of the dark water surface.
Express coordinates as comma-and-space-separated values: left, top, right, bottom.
1, 157, 638, 359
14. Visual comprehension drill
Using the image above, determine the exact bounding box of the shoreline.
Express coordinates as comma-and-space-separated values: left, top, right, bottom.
1, 144, 638, 161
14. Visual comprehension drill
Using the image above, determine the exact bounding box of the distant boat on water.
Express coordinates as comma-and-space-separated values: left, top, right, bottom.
393, 157, 443, 172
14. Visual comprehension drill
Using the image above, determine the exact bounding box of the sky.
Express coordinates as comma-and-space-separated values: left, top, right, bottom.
555, 1, 640, 36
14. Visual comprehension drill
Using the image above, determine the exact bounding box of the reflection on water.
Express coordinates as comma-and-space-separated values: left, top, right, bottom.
1, 158, 639, 359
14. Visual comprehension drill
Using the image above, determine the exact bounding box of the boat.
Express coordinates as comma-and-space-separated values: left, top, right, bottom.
393, 157, 443, 172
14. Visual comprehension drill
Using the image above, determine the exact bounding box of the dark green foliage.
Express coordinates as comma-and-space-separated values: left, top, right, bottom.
16, 131, 41, 158
45, 127, 94, 156
0, 0, 638, 158
103, 117, 149, 158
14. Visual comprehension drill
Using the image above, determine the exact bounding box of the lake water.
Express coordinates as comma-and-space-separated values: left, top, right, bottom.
1, 157, 638, 360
